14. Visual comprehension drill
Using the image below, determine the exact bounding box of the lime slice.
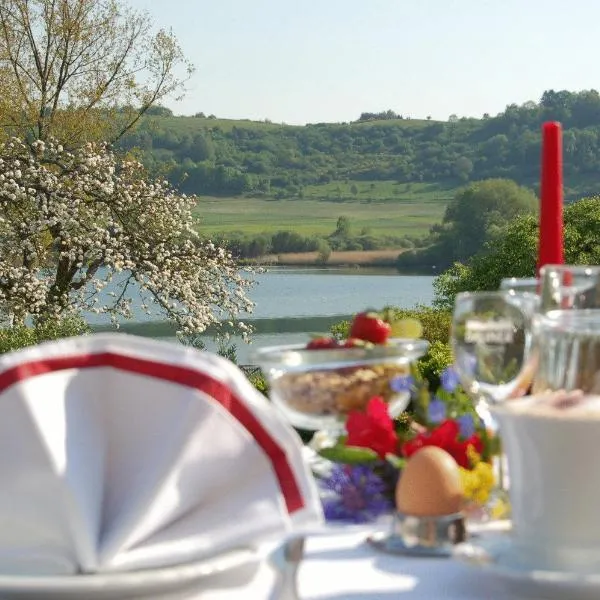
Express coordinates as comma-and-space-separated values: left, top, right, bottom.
390, 317, 423, 339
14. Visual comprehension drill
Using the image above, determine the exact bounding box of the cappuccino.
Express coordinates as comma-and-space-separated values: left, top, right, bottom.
492, 391, 600, 572
504, 389, 600, 417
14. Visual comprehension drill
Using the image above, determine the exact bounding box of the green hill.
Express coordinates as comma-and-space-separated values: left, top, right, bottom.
116, 91, 600, 259
121, 90, 600, 204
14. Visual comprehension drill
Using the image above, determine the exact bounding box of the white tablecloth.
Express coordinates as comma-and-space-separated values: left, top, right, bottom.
200, 520, 519, 600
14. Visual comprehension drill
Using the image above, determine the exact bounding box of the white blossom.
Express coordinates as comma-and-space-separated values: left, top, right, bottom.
0, 138, 255, 337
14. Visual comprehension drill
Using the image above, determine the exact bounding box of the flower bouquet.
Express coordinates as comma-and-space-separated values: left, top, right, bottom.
312, 365, 503, 523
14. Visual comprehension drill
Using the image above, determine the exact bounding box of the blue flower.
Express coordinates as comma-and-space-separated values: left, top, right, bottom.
440, 366, 460, 393
457, 414, 476, 439
427, 397, 447, 424
390, 374, 414, 393
322, 465, 393, 523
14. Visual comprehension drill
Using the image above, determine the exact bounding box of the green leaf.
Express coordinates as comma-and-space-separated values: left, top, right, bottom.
478, 423, 501, 461
318, 445, 380, 464
385, 454, 406, 469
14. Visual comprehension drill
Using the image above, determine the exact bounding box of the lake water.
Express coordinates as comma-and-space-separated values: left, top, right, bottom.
89, 267, 435, 363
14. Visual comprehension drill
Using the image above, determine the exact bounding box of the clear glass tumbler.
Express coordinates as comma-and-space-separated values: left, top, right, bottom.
532, 309, 600, 395
539, 265, 600, 312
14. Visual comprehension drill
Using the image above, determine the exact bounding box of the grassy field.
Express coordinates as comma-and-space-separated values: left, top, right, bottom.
194, 181, 453, 238
301, 180, 455, 203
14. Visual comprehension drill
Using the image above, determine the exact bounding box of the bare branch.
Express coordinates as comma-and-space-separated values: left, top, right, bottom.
0, 0, 193, 145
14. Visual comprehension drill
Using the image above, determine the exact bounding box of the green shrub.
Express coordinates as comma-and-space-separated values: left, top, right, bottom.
248, 371, 268, 395
393, 305, 452, 345
0, 317, 91, 354
415, 340, 454, 389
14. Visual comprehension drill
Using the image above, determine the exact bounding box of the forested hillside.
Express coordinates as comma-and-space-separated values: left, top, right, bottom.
120, 90, 600, 201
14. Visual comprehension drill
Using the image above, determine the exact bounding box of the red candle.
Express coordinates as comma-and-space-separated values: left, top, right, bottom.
537, 122, 564, 273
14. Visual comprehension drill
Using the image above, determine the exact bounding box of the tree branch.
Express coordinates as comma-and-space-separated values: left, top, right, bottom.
71, 256, 103, 290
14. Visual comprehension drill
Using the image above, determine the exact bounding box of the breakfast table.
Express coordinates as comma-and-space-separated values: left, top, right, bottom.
200, 519, 522, 600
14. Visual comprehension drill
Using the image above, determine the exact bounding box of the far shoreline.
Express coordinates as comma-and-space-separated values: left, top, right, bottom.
243, 249, 437, 275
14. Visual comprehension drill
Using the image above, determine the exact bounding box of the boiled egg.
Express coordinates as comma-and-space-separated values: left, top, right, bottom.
395, 446, 463, 517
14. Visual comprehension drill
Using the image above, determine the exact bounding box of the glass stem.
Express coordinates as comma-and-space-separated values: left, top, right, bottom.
474, 394, 510, 497
495, 453, 506, 492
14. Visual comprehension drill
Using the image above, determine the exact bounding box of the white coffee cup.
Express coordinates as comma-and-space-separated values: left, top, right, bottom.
493, 394, 600, 572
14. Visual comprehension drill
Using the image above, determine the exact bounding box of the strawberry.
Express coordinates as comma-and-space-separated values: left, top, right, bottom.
306, 336, 339, 350
349, 311, 392, 345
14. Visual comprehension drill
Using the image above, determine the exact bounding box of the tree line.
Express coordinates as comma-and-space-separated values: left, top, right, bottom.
396, 178, 539, 271
212, 216, 426, 261
119, 89, 600, 199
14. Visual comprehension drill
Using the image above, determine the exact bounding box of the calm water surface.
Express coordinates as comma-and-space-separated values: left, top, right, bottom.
246, 267, 434, 318
88, 267, 435, 363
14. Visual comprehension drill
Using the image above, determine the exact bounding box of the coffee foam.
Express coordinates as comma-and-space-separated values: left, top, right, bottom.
501, 390, 600, 418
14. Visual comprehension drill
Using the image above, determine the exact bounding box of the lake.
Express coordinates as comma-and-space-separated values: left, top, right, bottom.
88, 267, 435, 364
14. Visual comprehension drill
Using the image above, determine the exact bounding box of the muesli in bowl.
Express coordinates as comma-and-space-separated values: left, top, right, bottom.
252, 312, 429, 430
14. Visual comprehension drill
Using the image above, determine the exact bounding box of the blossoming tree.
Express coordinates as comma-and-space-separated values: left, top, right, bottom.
0, 137, 254, 335
0, 1, 255, 339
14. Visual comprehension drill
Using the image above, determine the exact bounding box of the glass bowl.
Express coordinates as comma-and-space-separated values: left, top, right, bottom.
251, 338, 429, 430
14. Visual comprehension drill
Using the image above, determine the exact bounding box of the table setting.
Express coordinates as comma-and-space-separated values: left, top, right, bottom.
0, 333, 324, 598
0, 119, 600, 599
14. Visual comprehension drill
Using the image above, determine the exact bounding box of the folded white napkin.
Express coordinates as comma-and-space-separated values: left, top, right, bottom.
0, 333, 323, 575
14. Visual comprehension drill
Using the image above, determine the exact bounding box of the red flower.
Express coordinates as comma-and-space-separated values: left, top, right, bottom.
345, 397, 398, 459
401, 419, 483, 469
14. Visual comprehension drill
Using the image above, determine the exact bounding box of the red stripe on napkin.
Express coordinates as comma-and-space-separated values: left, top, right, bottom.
0, 352, 305, 514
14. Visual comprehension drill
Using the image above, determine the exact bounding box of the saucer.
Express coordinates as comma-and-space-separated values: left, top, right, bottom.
454, 533, 600, 600
0, 548, 258, 599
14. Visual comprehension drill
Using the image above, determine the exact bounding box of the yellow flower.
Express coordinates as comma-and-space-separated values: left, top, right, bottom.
489, 497, 511, 520
459, 449, 495, 505
466, 444, 481, 468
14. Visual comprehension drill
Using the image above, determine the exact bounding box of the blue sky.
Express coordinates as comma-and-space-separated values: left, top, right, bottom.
128, 0, 600, 124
